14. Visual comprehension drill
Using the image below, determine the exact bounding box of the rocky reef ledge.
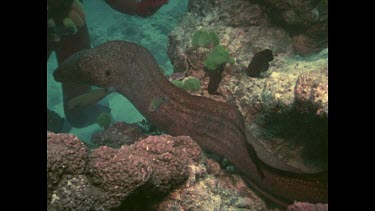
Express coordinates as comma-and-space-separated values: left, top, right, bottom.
168, 0, 328, 172
47, 128, 327, 211
48, 131, 270, 211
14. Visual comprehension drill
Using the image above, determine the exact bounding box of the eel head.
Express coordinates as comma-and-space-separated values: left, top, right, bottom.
53, 40, 139, 87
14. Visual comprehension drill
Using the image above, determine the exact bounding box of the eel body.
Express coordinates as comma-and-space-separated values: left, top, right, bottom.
54, 41, 328, 207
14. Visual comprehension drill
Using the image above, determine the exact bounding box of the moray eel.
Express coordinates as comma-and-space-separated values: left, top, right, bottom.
54, 41, 328, 208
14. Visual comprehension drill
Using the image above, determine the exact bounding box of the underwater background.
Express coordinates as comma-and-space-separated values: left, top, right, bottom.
47, 0, 328, 210
47, 0, 189, 142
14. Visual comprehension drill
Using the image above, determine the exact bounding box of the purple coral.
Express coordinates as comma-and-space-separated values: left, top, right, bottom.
91, 122, 146, 149
47, 133, 88, 191
47, 132, 202, 210
287, 201, 328, 211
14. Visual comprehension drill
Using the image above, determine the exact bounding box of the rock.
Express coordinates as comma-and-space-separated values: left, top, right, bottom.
168, 0, 328, 117
294, 71, 328, 115
47, 132, 202, 210
47, 131, 318, 210
293, 34, 319, 56
88, 135, 201, 209
168, 6, 294, 74
167, 0, 328, 173
225, 48, 328, 119
47, 133, 88, 190
48, 175, 105, 211
287, 201, 328, 211
153, 158, 268, 211
91, 122, 146, 149
206, 158, 223, 176
257, 0, 328, 46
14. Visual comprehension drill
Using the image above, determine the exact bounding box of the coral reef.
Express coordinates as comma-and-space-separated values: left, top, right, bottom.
224, 49, 328, 119
55, 40, 328, 207
155, 158, 328, 211
47, 133, 89, 210
47, 132, 202, 210
137, 119, 166, 135
168, 0, 295, 99
191, 30, 220, 48
287, 201, 328, 211
167, 0, 328, 172
255, 101, 328, 170
153, 158, 268, 210
47, 132, 327, 211
203, 45, 234, 71
91, 121, 147, 149
169, 0, 293, 71
47, 0, 328, 209
202, 45, 234, 94
87, 135, 201, 209
253, 0, 328, 54
47, 132, 269, 210
171, 79, 183, 88
181, 76, 201, 92
293, 34, 319, 56
168, 0, 327, 114
171, 76, 202, 93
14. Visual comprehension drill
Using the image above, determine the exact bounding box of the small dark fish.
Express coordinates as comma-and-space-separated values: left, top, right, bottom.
246, 49, 273, 77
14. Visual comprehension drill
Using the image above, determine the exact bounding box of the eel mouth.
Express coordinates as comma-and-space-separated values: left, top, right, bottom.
53, 50, 92, 85
53, 66, 68, 82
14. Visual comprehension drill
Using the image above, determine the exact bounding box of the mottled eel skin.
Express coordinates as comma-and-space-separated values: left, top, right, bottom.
54, 41, 328, 207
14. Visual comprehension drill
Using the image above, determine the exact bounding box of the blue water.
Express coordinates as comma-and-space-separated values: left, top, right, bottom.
47, 0, 189, 141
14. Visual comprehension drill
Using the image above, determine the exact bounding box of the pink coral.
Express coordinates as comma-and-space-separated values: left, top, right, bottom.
287, 201, 328, 211
47, 132, 202, 210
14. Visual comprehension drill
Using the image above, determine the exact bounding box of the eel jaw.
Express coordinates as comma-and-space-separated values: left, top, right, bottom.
53, 49, 93, 85
53, 65, 91, 85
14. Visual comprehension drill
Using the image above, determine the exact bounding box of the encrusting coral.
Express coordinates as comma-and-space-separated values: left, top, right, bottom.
203, 45, 234, 94
191, 30, 220, 48
47, 132, 202, 210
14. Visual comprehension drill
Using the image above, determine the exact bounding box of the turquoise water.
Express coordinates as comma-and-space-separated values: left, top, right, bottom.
47, 0, 189, 142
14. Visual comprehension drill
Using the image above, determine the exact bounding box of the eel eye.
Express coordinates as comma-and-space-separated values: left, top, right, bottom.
105, 70, 111, 77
